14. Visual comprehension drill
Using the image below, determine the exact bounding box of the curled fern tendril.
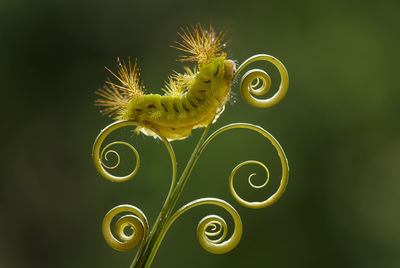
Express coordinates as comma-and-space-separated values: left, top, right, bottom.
92, 120, 177, 198
199, 123, 289, 208
102, 204, 149, 251
161, 198, 242, 254
234, 54, 289, 108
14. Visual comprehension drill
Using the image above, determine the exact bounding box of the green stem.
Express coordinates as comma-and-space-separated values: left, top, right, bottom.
131, 123, 212, 268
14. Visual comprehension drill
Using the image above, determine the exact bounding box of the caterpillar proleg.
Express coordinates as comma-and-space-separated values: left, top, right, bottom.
95, 24, 236, 140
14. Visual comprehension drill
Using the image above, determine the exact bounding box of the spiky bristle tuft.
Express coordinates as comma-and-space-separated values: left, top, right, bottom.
95, 58, 145, 117
172, 24, 227, 65
162, 66, 196, 98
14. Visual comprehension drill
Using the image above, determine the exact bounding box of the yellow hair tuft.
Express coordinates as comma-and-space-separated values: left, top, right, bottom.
172, 24, 227, 65
162, 66, 196, 98
95, 58, 145, 117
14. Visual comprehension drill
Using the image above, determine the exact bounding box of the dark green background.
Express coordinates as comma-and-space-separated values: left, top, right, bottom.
1, 0, 399, 267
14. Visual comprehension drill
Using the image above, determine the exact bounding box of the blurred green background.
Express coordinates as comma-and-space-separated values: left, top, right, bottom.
1, 0, 399, 267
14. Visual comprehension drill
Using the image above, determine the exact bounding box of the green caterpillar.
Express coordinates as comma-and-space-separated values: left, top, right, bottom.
95, 25, 235, 141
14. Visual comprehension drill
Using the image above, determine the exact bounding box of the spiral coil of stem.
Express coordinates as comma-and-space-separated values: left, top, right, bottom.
235, 54, 289, 108
169, 198, 242, 254
102, 204, 149, 251
198, 123, 288, 209
92, 120, 177, 197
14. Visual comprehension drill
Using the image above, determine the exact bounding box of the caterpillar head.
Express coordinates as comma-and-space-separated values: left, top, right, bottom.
197, 56, 236, 88
224, 59, 236, 84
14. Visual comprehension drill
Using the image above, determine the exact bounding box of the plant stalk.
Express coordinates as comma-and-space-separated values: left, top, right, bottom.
131, 123, 212, 268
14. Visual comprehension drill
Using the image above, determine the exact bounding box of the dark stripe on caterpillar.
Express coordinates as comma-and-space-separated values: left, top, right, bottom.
182, 103, 190, 112
188, 100, 197, 108
214, 65, 220, 76
194, 96, 203, 102
161, 101, 168, 112
173, 102, 180, 113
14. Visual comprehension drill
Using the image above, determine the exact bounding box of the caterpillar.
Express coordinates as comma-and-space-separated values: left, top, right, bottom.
95, 24, 236, 141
